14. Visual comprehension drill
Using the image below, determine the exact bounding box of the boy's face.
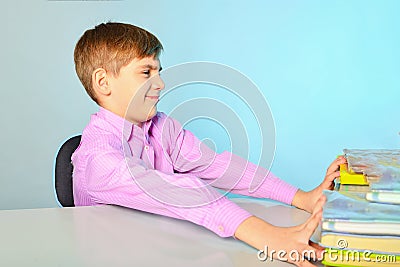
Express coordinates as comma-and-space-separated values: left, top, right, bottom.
107, 56, 164, 126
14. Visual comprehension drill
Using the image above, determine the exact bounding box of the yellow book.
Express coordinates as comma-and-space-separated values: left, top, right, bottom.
321, 232, 400, 254
339, 164, 368, 185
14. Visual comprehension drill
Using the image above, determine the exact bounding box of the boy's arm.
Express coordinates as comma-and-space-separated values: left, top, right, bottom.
164, 115, 297, 205
75, 144, 252, 238
165, 115, 345, 211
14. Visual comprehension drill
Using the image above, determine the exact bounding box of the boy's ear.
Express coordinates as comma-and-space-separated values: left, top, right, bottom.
92, 68, 111, 97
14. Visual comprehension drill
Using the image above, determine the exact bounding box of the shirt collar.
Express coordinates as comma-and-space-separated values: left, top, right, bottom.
96, 107, 153, 141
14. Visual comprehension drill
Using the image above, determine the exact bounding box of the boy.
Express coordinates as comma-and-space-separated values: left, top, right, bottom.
72, 22, 346, 266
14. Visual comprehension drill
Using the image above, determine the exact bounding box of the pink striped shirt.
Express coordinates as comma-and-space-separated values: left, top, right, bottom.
72, 107, 298, 237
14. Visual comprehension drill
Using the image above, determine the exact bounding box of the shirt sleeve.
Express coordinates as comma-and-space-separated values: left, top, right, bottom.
162, 115, 298, 205
76, 141, 252, 238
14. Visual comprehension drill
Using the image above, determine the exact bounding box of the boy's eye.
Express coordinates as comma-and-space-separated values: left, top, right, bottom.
143, 70, 150, 76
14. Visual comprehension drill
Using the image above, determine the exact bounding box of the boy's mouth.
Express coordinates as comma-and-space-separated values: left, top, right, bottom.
145, 95, 159, 101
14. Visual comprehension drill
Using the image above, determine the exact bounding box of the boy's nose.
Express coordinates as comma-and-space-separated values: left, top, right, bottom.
152, 74, 165, 91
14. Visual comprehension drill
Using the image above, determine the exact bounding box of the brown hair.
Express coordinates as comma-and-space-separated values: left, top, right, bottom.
74, 22, 163, 103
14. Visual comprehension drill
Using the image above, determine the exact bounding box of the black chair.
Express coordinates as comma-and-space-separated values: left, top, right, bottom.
55, 135, 81, 207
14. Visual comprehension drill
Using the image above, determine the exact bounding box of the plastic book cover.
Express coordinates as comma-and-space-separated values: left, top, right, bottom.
369, 168, 400, 192
322, 191, 400, 235
323, 190, 400, 221
343, 149, 400, 179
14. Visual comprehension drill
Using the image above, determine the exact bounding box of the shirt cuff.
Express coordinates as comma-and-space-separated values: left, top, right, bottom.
259, 174, 298, 205
204, 198, 253, 238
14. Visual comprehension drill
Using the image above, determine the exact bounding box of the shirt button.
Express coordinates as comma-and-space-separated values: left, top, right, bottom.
144, 145, 149, 150
218, 225, 224, 232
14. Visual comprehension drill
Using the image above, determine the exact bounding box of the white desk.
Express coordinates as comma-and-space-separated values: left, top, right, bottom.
0, 198, 323, 267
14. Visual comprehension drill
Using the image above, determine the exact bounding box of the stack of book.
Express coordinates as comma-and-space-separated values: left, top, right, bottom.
321, 149, 400, 267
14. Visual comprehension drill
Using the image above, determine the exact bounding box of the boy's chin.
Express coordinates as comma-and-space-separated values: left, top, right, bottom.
145, 107, 157, 120
125, 106, 157, 124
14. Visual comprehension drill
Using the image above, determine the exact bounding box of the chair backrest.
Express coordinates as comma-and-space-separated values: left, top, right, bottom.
55, 135, 81, 207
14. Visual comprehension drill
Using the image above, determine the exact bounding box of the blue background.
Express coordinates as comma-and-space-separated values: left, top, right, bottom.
1, 0, 399, 209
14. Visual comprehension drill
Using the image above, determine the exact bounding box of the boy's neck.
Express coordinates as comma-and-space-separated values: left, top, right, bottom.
99, 106, 144, 128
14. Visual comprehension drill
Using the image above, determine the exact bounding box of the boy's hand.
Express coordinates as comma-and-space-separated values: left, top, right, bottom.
235, 196, 327, 266
292, 156, 347, 213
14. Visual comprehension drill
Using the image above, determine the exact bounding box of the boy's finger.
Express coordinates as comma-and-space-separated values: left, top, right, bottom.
309, 240, 324, 250
304, 209, 322, 240
322, 171, 339, 191
312, 195, 326, 215
324, 170, 340, 184
304, 245, 324, 261
328, 170, 341, 179
326, 156, 346, 174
